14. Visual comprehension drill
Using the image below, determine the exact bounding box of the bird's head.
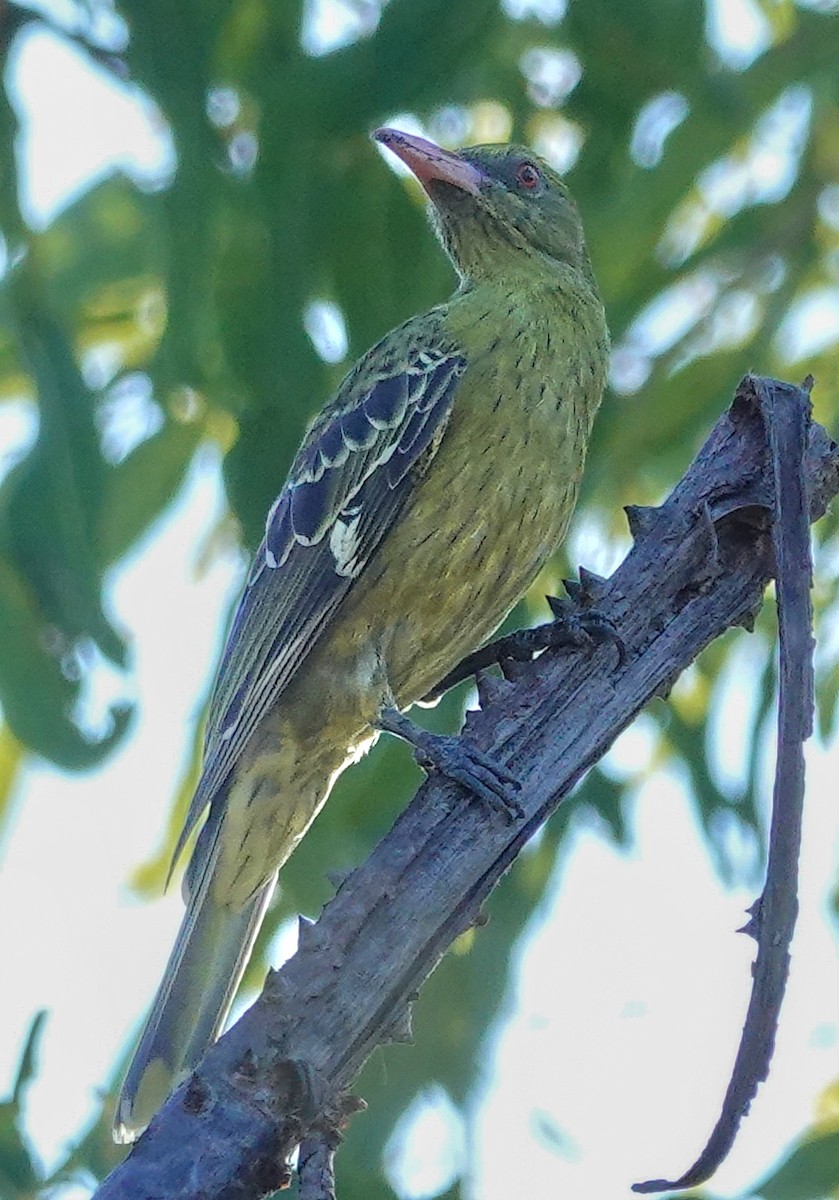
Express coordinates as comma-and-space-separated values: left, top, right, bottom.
374, 128, 593, 288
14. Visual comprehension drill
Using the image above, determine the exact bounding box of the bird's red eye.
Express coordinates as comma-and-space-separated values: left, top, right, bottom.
516, 161, 541, 190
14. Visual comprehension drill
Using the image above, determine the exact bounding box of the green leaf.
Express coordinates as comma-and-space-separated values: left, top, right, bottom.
0, 552, 133, 770
0, 723, 25, 851
0, 257, 124, 664
9, 1013, 46, 1107
98, 420, 204, 567
0, 1012, 47, 1198
754, 1130, 839, 1200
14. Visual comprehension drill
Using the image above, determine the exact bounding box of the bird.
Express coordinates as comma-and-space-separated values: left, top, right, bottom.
114, 127, 609, 1141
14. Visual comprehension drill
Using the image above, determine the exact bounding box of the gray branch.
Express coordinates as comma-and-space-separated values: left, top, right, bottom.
93, 376, 839, 1200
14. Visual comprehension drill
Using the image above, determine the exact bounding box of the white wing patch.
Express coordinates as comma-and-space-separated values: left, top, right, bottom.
328, 508, 364, 578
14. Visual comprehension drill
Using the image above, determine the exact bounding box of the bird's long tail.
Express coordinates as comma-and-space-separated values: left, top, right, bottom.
113, 815, 275, 1143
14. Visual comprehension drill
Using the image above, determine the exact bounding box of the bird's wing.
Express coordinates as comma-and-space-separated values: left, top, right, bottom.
172, 313, 466, 869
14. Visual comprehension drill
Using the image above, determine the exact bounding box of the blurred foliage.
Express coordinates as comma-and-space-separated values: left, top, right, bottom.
752, 1130, 839, 1199
0, 1012, 45, 1200
1, 0, 839, 1196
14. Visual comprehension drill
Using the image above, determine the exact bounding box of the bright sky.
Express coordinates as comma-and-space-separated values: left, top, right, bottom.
0, 10, 837, 1200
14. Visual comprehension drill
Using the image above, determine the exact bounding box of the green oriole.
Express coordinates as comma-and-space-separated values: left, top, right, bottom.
114, 128, 609, 1141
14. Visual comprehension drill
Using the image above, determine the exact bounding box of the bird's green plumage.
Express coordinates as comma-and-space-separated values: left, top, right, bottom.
114, 134, 609, 1141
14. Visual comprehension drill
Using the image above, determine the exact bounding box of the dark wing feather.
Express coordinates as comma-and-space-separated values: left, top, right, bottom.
172, 314, 466, 869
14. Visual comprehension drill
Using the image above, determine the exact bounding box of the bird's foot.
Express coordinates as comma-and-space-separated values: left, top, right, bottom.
375, 706, 523, 821
421, 592, 625, 703
538, 594, 626, 664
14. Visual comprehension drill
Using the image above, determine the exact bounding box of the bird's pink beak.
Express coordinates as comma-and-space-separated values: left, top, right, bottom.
373, 128, 484, 197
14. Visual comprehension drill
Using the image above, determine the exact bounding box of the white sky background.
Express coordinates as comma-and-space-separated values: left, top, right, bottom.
0, 4, 837, 1200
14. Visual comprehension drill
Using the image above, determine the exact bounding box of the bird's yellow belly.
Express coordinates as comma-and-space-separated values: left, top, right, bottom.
293, 365, 588, 738
364, 422, 576, 707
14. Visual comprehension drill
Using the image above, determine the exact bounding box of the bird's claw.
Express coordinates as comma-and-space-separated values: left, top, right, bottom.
541, 594, 627, 666
375, 707, 523, 822
421, 593, 625, 704
413, 733, 524, 822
